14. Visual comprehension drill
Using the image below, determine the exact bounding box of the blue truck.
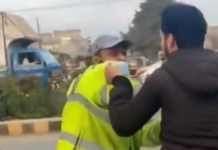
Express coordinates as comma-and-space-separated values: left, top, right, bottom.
0, 37, 64, 85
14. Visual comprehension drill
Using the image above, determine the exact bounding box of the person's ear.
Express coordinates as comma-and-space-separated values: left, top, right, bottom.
166, 34, 173, 50
92, 56, 101, 64
167, 34, 177, 53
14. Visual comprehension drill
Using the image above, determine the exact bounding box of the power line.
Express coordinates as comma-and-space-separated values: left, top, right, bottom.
4, 0, 137, 13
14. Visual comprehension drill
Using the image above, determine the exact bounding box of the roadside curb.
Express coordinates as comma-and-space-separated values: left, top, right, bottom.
0, 118, 61, 136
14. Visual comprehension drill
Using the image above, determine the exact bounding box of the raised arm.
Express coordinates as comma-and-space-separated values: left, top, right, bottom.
108, 69, 162, 137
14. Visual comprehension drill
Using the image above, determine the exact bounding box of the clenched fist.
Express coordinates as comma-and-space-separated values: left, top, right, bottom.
105, 62, 124, 84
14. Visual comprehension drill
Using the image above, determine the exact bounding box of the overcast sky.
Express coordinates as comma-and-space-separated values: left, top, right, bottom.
1, 0, 218, 39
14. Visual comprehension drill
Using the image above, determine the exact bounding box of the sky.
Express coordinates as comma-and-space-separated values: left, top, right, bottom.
1, 0, 218, 40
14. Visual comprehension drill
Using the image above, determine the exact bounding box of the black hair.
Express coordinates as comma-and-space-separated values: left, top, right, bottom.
161, 3, 207, 49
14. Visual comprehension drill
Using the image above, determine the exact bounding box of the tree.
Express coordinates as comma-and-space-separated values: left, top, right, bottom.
124, 0, 175, 60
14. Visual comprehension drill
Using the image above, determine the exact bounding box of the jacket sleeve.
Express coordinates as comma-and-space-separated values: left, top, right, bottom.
108, 69, 162, 137
141, 120, 161, 147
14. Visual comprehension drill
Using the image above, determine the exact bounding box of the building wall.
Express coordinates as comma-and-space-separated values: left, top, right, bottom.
53, 29, 81, 44
204, 38, 213, 49
206, 26, 218, 50
40, 33, 53, 45
52, 29, 90, 56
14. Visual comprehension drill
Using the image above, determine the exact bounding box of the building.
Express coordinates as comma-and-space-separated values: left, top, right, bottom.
39, 29, 91, 58
40, 33, 53, 50
53, 29, 90, 57
204, 36, 213, 49
205, 26, 218, 50
53, 29, 81, 43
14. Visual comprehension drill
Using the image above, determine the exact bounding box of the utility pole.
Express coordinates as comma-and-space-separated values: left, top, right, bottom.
36, 17, 41, 48
1, 12, 8, 68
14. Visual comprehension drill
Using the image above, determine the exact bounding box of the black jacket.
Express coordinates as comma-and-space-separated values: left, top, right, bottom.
109, 49, 218, 150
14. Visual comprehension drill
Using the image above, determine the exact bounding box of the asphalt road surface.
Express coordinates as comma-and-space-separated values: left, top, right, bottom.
0, 113, 161, 150
0, 112, 161, 150
0, 133, 160, 150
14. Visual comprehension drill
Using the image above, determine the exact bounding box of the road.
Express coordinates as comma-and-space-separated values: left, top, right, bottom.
0, 133, 58, 150
0, 111, 161, 150
0, 133, 160, 150
0, 113, 161, 150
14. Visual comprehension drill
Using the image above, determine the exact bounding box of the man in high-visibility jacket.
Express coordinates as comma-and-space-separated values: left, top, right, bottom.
56, 33, 161, 150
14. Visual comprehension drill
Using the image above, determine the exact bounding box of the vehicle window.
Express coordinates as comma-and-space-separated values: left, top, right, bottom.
39, 51, 58, 64
18, 52, 41, 66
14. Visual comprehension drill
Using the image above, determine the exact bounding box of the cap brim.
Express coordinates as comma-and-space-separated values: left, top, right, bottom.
118, 40, 133, 49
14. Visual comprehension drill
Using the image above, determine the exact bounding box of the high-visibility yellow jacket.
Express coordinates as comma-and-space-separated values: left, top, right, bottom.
56, 63, 161, 150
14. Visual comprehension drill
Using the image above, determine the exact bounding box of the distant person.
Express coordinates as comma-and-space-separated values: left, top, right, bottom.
105, 3, 218, 150
22, 56, 30, 65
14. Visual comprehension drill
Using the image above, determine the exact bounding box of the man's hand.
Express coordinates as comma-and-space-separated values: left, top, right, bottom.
105, 62, 123, 84
136, 67, 149, 83
136, 67, 147, 77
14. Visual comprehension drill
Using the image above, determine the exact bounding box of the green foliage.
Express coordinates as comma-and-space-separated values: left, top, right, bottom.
0, 76, 65, 121
124, 0, 175, 60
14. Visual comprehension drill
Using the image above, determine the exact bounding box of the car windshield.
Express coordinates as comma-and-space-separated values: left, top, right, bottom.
39, 51, 58, 64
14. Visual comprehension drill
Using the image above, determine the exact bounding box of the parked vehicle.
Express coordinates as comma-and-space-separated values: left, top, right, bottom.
0, 37, 64, 85
126, 55, 147, 76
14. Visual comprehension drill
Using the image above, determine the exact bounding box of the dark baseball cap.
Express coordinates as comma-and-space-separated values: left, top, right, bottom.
92, 33, 132, 54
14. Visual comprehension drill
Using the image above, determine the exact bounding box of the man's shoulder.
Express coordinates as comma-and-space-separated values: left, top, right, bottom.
150, 66, 167, 79
147, 66, 169, 88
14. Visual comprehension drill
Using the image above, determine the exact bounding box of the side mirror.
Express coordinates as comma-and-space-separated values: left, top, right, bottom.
43, 61, 47, 67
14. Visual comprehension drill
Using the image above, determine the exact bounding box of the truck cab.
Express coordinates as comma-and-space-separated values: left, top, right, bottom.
0, 37, 63, 85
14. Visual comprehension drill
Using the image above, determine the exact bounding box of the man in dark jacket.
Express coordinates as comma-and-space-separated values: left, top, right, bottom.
105, 3, 218, 150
